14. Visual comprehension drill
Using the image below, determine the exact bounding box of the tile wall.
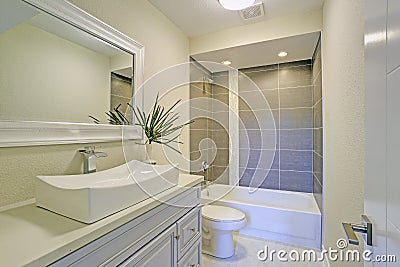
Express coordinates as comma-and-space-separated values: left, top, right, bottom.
239, 60, 315, 192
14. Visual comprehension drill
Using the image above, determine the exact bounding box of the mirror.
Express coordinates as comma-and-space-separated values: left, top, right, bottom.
0, 0, 137, 124
0, 0, 144, 146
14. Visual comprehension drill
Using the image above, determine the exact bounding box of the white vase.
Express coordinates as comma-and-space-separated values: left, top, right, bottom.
145, 143, 156, 165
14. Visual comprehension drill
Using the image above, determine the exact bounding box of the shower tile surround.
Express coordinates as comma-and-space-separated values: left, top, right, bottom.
189, 48, 323, 196
239, 59, 317, 193
189, 60, 230, 184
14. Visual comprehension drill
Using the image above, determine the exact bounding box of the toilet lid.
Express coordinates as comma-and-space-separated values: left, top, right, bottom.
202, 205, 245, 222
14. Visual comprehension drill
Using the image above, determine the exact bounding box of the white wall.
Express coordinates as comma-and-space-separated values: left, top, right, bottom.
190, 9, 322, 55
0, 23, 110, 123
322, 0, 365, 264
70, 0, 191, 167
0, 0, 189, 207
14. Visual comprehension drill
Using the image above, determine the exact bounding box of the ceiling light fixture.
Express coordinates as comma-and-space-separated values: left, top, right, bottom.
278, 51, 288, 57
221, 60, 232, 66
219, 0, 256, 11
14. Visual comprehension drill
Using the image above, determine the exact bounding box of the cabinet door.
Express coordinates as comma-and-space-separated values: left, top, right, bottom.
119, 225, 177, 267
176, 208, 201, 260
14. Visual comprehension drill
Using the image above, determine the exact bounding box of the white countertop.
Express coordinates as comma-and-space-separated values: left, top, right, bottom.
0, 174, 203, 267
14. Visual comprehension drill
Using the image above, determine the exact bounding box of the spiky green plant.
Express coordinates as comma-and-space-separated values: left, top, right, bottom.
89, 94, 193, 154
129, 93, 193, 154
89, 104, 130, 125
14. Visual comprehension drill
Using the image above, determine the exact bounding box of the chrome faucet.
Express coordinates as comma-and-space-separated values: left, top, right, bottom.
201, 161, 213, 196
79, 146, 108, 174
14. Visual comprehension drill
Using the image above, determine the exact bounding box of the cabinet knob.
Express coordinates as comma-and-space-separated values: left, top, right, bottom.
190, 228, 196, 232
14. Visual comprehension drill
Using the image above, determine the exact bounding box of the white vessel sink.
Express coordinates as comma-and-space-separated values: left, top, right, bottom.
35, 160, 179, 223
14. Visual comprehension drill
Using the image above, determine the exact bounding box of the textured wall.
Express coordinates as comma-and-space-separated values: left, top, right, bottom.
322, 0, 365, 263
239, 60, 314, 192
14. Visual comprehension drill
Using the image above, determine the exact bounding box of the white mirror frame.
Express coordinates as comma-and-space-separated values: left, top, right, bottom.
0, 0, 144, 147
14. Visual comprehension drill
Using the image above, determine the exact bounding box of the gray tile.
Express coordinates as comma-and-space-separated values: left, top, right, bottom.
212, 112, 229, 127
212, 84, 229, 95
239, 168, 279, 189
313, 73, 322, 105
280, 150, 312, 171
243, 69, 279, 90
212, 148, 230, 166
313, 151, 323, 185
210, 166, 229, 182
279, 64, 312, 88
280, 108, 313, 129
190, 96, 212, 112
280, 171, 313, 193
279, 86, 313, 108
190, 129, 208, 152
190, 83, 211, 98
313, 176, 323, 213
239, 90, 275, 111
259, 170, 280, 190
313, 100, 322, 128
239, 149, 279, 169
212, 92, 229, 105
313, 128, 323, 156
239, 110, 278, 130
213, 72, 229, 88
190, 118, 208, 130
111, 76, 132, 98
280, 129, 312, 150
239, 129, 278, 149
262, 89, 279, 109
239, 110, 259, 129
239, 96, 251, 110
239, 168, 254, 186
211, 129, 229, 148
279, 60, 311, 69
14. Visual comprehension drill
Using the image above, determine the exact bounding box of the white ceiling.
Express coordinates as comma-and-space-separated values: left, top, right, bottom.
191, 32, 320, 72
148, 0, 324, 37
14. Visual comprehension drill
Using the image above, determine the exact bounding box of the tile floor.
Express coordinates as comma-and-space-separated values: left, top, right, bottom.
202, 234, 327, 267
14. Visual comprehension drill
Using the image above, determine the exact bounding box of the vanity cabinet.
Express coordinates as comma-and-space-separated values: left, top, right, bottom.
50, 186, 201, 267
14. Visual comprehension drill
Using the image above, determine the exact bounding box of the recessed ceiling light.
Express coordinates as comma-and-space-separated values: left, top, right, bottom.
221, 60, 232, 66
278, 51, 288, 57
219, 0, 256, 11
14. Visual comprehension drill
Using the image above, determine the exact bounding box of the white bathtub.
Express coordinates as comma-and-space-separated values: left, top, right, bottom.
201, 184, 321, 249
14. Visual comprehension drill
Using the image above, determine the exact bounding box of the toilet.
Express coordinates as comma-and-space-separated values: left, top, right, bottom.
201, 205, 246, 258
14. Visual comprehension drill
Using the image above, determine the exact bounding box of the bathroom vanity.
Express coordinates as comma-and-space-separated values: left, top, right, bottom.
0, 174, 203, 267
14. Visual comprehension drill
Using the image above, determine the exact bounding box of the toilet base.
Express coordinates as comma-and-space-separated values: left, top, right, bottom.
202, 230, 235, 258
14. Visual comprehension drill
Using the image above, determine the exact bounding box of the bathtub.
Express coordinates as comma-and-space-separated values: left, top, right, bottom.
201, 184, 321, 249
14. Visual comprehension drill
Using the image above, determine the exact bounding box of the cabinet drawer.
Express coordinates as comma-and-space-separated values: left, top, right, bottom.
176, 207, 201, 259
177, 238, 201, 267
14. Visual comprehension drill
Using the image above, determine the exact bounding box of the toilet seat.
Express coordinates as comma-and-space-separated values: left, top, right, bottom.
202, 205, 245, 222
